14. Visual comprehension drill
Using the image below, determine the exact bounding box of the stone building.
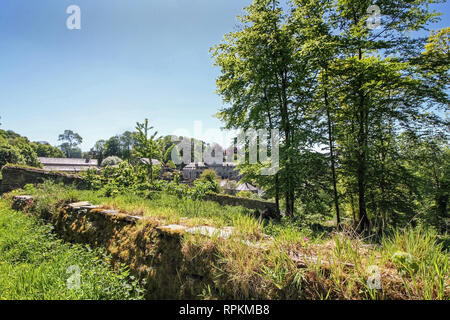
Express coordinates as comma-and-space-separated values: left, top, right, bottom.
182, 162, 240, 180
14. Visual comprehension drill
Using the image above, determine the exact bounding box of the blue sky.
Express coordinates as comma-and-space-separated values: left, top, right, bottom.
0, 0, 448, 151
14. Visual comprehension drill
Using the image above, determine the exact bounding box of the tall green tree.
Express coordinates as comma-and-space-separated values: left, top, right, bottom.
58, 130, 83, 158
323, 0, 448, 231
212, 0, 320, 216
135, 118, 161, 183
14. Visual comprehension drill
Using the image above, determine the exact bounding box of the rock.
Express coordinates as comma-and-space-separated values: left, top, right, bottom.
12, 195, 34, 211
101, 210, 120, 215
122, 215, 143, 223
185, 226, 234, 239
67, 201, 91, 209
80, 205, 101, 212
14, 195, 33, 201
157, 224, 187, 234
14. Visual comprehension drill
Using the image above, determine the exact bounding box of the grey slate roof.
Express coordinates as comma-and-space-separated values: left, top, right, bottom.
38, 157, 99, 172
236, 183, 258, 192
184, 162, 237, 169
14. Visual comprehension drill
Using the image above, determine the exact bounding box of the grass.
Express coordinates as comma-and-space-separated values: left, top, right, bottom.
0, 201, 144, 300
11, 181, 312, 243
4, 181, 449, 300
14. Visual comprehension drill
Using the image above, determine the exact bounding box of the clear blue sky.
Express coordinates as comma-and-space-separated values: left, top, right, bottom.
0, 0, 448, 151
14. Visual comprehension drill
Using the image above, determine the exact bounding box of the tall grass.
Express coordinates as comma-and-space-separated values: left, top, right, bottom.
6, 182, 449, 300
381, 227, 449, 300
0, 202, 144, 300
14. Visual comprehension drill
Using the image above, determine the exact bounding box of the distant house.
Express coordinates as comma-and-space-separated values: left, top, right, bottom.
38, 157, 99, 172
219, 180, 265, 198
236, 182, 259, 193
182, 162, 240, 180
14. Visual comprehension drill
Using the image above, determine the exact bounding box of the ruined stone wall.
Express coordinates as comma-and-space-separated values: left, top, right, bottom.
11, 196, 224, 299
0, 165, 88, 193
205, 193, 277, 213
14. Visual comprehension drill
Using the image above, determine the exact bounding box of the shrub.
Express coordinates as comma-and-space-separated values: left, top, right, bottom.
166, 160, 176, 169
101, 156, 123, 167
200, 169, 219, 183
0, 143, 23, 168
236, 191, 260, 200
199, 169, 221, 193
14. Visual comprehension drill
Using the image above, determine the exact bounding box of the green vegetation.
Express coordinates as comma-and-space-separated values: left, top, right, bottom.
58, 130, 83, 159
14, 181, 255, 230
212, 0, 449, 233
0, 0, 448, 301
236, 191, 263, 200
5, 182, 448, 299
0, 129, 66, 175
0, 129, 41, 170
101, 155, 123, 167
0, 201, 144, 300
33, 142, 66, 158
199, 169, 221, 193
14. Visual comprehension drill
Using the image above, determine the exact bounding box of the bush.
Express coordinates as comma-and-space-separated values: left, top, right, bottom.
199, 169, 219, 183
0, 143, 23, 168
166, 160, 176, 169
199, 169, 221, 193
101, 156, 123, 167
236, 191, 260, 200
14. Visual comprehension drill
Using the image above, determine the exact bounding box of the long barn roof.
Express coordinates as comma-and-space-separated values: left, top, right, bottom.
38, 157, 99, 172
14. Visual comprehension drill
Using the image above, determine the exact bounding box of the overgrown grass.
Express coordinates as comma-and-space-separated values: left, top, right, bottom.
11, 181, 310, 242
5, 181, 449, 300
0, 202, 144, 300
381, 227, 449, 300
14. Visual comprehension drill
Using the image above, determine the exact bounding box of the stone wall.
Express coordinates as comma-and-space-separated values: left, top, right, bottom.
10, 195, 241, 299
205, 193, 277, 213
1, 165, 88, 193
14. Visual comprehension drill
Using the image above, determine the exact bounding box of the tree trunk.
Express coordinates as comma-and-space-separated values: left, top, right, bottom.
324, 73, 340, 229
266, 104, 281, 217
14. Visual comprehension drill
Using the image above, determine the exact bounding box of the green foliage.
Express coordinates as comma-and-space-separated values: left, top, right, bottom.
0, 203, 144, 300
391, 252, 420, 276
199, 169, 221, 193
236, 191, 260, 200
101, 156, 123, 167
0, 130, 40, 169
382, 227, 449, 299
9, 182, 449, 300
58, 130, 83, 158
166, 160, 176, 169
32, 142, 66, 158
0, 143, 23, 168
135, 118, 162, 183
212, 0, 449, 232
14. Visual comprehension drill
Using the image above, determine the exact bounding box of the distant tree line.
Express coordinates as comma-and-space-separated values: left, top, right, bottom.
0, 121, 68, 170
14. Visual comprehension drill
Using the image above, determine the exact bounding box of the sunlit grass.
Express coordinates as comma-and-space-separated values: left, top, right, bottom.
0, 202, 144, 300
5, 182, 449, 300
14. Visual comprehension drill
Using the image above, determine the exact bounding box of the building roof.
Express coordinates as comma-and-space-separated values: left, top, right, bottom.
38, 157, 98, 166
183, 162, 208, 169
236, 183, 258, 192
183, 162, 237, 169
38, 157, 99, 172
